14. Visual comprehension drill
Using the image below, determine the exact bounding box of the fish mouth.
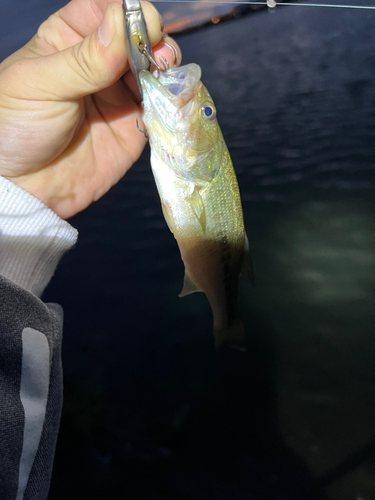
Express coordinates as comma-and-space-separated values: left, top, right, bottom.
157, 63, 201, 100
140, 63, 202, 109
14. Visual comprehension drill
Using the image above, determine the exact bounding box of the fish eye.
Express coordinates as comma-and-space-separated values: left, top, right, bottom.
200, 102, 216, 121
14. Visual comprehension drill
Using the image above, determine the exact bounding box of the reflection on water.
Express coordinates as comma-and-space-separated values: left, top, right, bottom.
243, 195, 375, 491
261, 200, 374, 308
1, 1, 374, 499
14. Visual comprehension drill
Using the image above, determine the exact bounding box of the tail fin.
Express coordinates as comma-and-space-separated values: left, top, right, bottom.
213, 317, 246, 350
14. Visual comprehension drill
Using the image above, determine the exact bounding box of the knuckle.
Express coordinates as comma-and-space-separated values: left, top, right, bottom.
36, 15, 61, 49
70, 41, 100, 88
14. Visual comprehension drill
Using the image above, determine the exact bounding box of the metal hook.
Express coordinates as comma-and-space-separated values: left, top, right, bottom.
136, 119, 149, 139
140, 46, 164, 72
140, 48, 169, 73
158, 55, 170, 72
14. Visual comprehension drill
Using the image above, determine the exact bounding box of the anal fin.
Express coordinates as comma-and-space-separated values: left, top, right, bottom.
179, 272, 202, 297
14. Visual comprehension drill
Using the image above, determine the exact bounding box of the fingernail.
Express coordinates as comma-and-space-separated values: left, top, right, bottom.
162, 37, 182, 67
98, 4, 114, 47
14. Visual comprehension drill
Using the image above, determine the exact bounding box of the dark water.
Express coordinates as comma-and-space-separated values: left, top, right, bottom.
1, 2, 375, 499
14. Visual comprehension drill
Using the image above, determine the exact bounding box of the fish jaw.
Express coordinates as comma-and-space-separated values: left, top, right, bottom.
140, 63, 202, 110
140, 65, 222, 185
140, 64, 202, 135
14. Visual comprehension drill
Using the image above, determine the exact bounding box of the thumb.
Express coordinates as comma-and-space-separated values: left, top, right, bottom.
13, 2, 129, 101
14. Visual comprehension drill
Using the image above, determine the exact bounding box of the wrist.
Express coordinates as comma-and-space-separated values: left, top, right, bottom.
0, 176, 78, 297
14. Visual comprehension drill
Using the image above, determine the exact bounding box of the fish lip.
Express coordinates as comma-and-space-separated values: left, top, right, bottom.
157, 63, 202, 101
139, 69, 172, 102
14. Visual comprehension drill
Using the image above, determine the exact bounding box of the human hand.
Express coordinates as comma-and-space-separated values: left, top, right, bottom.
0, 0, 181, 219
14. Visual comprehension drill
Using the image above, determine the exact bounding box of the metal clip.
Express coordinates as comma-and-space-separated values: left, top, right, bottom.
123, 0, 151, 99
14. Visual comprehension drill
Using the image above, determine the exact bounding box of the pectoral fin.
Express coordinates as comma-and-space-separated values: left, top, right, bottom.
186, 187, 206, 232
240, 233, 255, 286
179, 272, 202, 297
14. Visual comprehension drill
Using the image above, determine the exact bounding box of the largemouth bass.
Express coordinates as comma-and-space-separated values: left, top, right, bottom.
140, 63, 252, 348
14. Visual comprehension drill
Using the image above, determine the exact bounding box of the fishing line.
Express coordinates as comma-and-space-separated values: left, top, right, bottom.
151, 0, 375, 10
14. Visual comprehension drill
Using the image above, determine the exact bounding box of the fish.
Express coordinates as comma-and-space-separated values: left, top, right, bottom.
140, 63, 253, 348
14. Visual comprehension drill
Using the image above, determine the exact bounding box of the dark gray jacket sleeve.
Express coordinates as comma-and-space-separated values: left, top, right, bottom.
0, 276, 64, 500
0, 177, 78, 499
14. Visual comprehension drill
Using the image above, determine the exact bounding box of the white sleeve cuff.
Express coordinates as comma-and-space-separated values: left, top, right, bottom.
0, 177, 78, 297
